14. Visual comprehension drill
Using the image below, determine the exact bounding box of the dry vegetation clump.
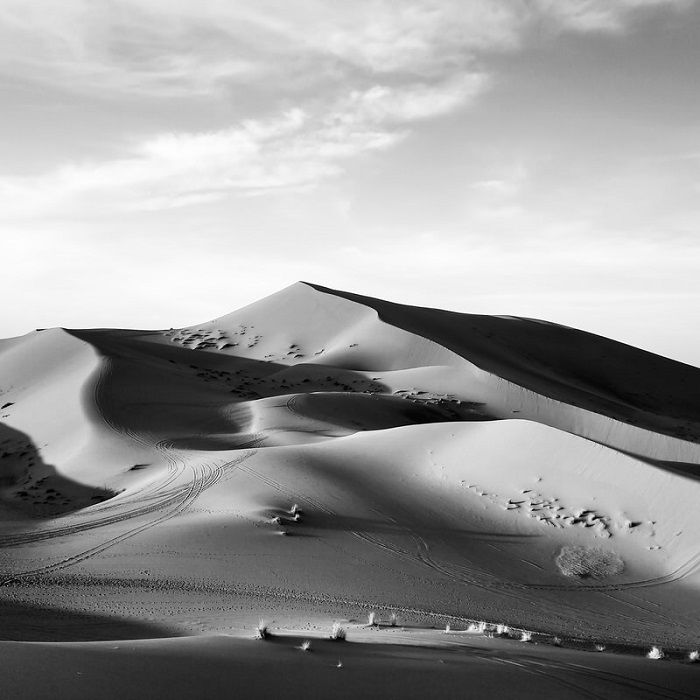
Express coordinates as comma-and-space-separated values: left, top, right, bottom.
367, 611, 379, 626
389, 612, 398, 627
255, 620, 270, 640
647, 646, 664, 660
300, 640, 311, 652
688, 650, 699, 663
330, 622, 347, 641
555, 546, 624, 579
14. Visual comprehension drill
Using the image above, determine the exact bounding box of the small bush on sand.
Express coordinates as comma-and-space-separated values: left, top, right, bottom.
555, 546, 624, 579
595, 644, 606, 652
389, 612, 398, 627
368, 611, 379, 626
468, 621, 486, 633
647, 646, 664, 660
330, 622, 347, 641
520, 631, 532, 642
300, 640, 311, 651
255, 620, 270, 640
495, 624, 510, 637
688, 650, 699, 663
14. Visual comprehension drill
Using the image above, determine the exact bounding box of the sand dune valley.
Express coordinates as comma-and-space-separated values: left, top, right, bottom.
0, 281, 699, 699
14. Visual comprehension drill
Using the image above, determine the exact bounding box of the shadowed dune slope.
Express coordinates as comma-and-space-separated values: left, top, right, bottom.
306, 282, 700, 443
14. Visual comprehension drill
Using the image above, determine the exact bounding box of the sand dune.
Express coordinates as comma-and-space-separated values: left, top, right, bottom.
1, 282, 699, 698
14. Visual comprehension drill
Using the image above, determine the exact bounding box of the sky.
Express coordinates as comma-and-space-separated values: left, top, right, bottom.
1, 0, 699, 366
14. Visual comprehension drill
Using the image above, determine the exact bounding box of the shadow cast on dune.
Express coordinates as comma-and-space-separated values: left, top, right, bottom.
66, 329, 405, 445
0, 599, 181, 642
308, 282, 700, 444
0, 423, 117, 519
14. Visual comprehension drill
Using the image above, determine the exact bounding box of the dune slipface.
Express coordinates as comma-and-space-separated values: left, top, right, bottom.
1, 283, 699, 698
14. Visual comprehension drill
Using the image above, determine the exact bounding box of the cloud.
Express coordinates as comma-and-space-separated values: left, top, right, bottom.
0, 1, 688, 99
532, 0, 692, 34
1, 75, 490, 217
0, 0, 692, 219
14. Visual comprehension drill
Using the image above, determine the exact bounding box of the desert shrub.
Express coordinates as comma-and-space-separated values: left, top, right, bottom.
389, 612, 398, 627
647, 646, 664, 660
255, 620, 270, 640
688, 650, 699, 663
330, 622, 346, 641
300, 640, 311, 651
368, 611, 379, 626
555, 546, 624, 579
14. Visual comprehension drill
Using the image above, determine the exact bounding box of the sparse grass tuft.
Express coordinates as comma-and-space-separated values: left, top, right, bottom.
444, 623, 451, 633
368, 611, 379, 626
556, 546, 624, 579
300, 640, 311, 652
688, 650, 699, 663
647, 646, 664, 660
255, 620, 270, 640
389, 612, 398, 627
595, 644, 606, 652
330, 622, 347, 641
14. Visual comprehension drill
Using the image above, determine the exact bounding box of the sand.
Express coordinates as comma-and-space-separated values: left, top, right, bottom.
1, 282, 698, 698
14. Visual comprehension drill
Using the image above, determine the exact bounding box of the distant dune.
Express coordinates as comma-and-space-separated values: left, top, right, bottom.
1, 282, 699, 699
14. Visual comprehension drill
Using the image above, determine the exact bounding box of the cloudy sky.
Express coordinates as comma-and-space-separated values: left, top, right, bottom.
1, 0, 699, 365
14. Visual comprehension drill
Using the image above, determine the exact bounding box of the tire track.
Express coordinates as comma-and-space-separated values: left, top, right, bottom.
0, 453, 252, 584
0, 443, 190, 547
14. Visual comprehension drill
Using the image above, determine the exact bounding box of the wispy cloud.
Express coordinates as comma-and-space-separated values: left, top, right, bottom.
0, 75, 489, 216
0, 0, 691, 218
532, 0, 691, 34
0, 1, 686, 97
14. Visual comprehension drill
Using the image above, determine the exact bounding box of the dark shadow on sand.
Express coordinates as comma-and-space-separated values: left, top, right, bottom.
0, 599, 182, 642
0, 422, 116, 519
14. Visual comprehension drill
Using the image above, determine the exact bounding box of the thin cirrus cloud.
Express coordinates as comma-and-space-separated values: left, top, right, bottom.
0, 1, 687, 97
0, 74, 486, 216
0, 0, 692, 219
